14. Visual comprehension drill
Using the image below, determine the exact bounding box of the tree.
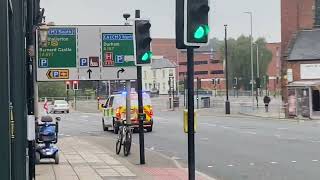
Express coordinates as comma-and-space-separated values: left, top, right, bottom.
220, 35, 272, 90
38, 82, 66, 97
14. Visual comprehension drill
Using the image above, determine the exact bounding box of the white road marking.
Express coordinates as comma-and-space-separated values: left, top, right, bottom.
291, 161, 297, 163
81, 115, 89, 118
312, 160, 319, 162
274, 134, 281, 138
208, 165, 213, 168
277, 127, 289, 130
227, 164, 234, 167
245, 131, 257, 135
270, 162, 278, 164
65, 135, 71, 137
249, 163, 255, 166
200, 138, 209, 141
149, 147, 155, 151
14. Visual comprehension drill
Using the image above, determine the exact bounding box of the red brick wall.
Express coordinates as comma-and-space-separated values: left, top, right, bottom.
281, 0, 314, 54
266, 43, 281, 91
152, 38, 225, 90
287, 60, 320, 81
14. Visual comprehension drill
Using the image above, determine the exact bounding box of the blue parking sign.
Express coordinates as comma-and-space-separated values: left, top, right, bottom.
80, 58, 88, 67
115, 55, 125, 64
39, 58, 48, 68
53, 71, 59, 78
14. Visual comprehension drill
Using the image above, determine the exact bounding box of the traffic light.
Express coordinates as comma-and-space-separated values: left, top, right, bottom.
184, 0, 210, 46
134, 19, 152, 66
256, 78, 261, 88
233, 77, 238, 85
66, 81, 71, 90
73, 81, 79, 90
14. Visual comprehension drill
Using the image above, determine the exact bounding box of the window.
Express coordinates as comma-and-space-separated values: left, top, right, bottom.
179, 62, 187, 65
169, 69, 174, 76
211, 70, 224, 74
179, 72, 186, 76
211, 60, 221, 64
153, 70, 156, 78
162, 83, 166, 90
194, 61, 208, 65
145, 83, 148, 90
162, 69, 166, 78
144, 71, 147, 79
194, 71, 208, 75
108, 97, 114, 107
316, 0, 320, 26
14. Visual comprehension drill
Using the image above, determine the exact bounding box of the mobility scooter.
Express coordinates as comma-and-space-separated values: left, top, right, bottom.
35, 115, 60, 164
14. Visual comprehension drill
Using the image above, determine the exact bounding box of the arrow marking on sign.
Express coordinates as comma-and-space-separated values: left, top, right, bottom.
46, 70, 52, 79
87, 69, 92, 79
117, 68, 125, 79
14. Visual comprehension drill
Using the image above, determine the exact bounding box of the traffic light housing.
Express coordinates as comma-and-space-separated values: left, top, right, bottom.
134, 19, 152, 66
73, 81, 79, 90
233, 77, 238, 85
66, 81, 71, 90
184, 0, 210, 46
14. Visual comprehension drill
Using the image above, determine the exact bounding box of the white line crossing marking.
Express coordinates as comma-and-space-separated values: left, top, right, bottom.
270, 162, 278, 164
227, 164, 234, 167
277, 127, 289, 130
208, 165, 213, 168
312, 160, 319, 162
249, 163, 255, 166
291, 161, 297, 163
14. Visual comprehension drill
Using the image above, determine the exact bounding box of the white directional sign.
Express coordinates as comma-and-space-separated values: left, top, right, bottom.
36, 25, 138, 81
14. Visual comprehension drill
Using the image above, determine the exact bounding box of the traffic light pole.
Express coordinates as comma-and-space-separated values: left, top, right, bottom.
187, 47, 195, 180
224, 25, 230, 114
135, 9, 146, 165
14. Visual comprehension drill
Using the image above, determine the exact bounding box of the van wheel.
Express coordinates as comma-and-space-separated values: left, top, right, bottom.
147, 126, 153, 132
113, 119, 119, 134
102, 118, 108, 131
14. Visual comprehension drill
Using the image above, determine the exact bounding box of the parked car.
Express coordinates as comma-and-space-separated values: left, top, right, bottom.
51, 100, 69, 114
101, 92, 153, 133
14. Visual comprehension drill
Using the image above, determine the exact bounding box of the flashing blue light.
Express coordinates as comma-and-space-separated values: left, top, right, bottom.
122, 92, 127, 95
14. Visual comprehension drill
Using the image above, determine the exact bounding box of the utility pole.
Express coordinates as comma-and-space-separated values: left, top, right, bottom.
244, 12, 254, 109
0, 0, 11, 179
187, 47, 195, 180
256, 44, 260, 107
225, 25, 230, 114
135, 10, 145, 165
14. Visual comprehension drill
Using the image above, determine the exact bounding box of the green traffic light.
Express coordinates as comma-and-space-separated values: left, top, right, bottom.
194, 25, 210, 39
141, 51, 153, 61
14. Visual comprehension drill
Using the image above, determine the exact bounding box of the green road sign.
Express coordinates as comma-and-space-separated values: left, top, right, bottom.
101, 33, 135, 67
38, 28, 77, 68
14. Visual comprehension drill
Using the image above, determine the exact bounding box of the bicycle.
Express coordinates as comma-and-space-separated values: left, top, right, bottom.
116, 119, 132, 156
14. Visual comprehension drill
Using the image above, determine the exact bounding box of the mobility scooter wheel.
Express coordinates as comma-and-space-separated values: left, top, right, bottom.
35, 152, 41, 164
54, 153, 59, 164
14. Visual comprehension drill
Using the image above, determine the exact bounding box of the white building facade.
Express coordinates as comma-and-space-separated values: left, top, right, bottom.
142, 58, 176, 95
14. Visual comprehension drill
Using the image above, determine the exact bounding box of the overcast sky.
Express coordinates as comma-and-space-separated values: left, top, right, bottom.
41, 0, 281, 42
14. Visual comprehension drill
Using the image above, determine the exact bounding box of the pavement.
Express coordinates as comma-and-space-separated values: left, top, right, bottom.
37, 97, 320, 180
35, 105, 214, 180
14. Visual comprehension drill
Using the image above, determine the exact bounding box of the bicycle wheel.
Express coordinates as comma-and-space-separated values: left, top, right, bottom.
116, 131, 122, 155
123, 128, 132, 156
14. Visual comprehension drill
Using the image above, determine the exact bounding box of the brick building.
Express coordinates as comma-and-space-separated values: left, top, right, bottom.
266, 42, 281, 93
152, 38, 225, 91
282, 0, 320, 118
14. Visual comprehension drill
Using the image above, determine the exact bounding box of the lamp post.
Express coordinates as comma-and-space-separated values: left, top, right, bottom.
244, 11, 254, 109
255, 43, 260, 107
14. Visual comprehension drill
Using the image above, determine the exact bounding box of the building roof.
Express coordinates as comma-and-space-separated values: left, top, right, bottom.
288, 29, 320, 60
151, 58, 176, 69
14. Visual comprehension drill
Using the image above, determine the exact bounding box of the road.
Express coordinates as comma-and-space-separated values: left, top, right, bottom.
51, 107, 320, 180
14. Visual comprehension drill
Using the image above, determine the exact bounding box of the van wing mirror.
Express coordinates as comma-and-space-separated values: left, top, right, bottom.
56, 117, 61, 121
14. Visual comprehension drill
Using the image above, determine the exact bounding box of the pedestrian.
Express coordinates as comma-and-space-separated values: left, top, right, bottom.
263, 95, 271, 112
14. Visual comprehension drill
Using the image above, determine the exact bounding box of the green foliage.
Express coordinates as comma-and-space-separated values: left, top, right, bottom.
220, 35, 272, 90
38, 82, 66, 97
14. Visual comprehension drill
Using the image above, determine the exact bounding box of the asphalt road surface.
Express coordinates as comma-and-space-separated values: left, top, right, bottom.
52, 109, 320, 180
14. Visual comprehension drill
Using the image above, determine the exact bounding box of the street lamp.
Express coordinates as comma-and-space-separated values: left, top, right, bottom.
244, 11, 254, 109
38, 20, 49, 48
